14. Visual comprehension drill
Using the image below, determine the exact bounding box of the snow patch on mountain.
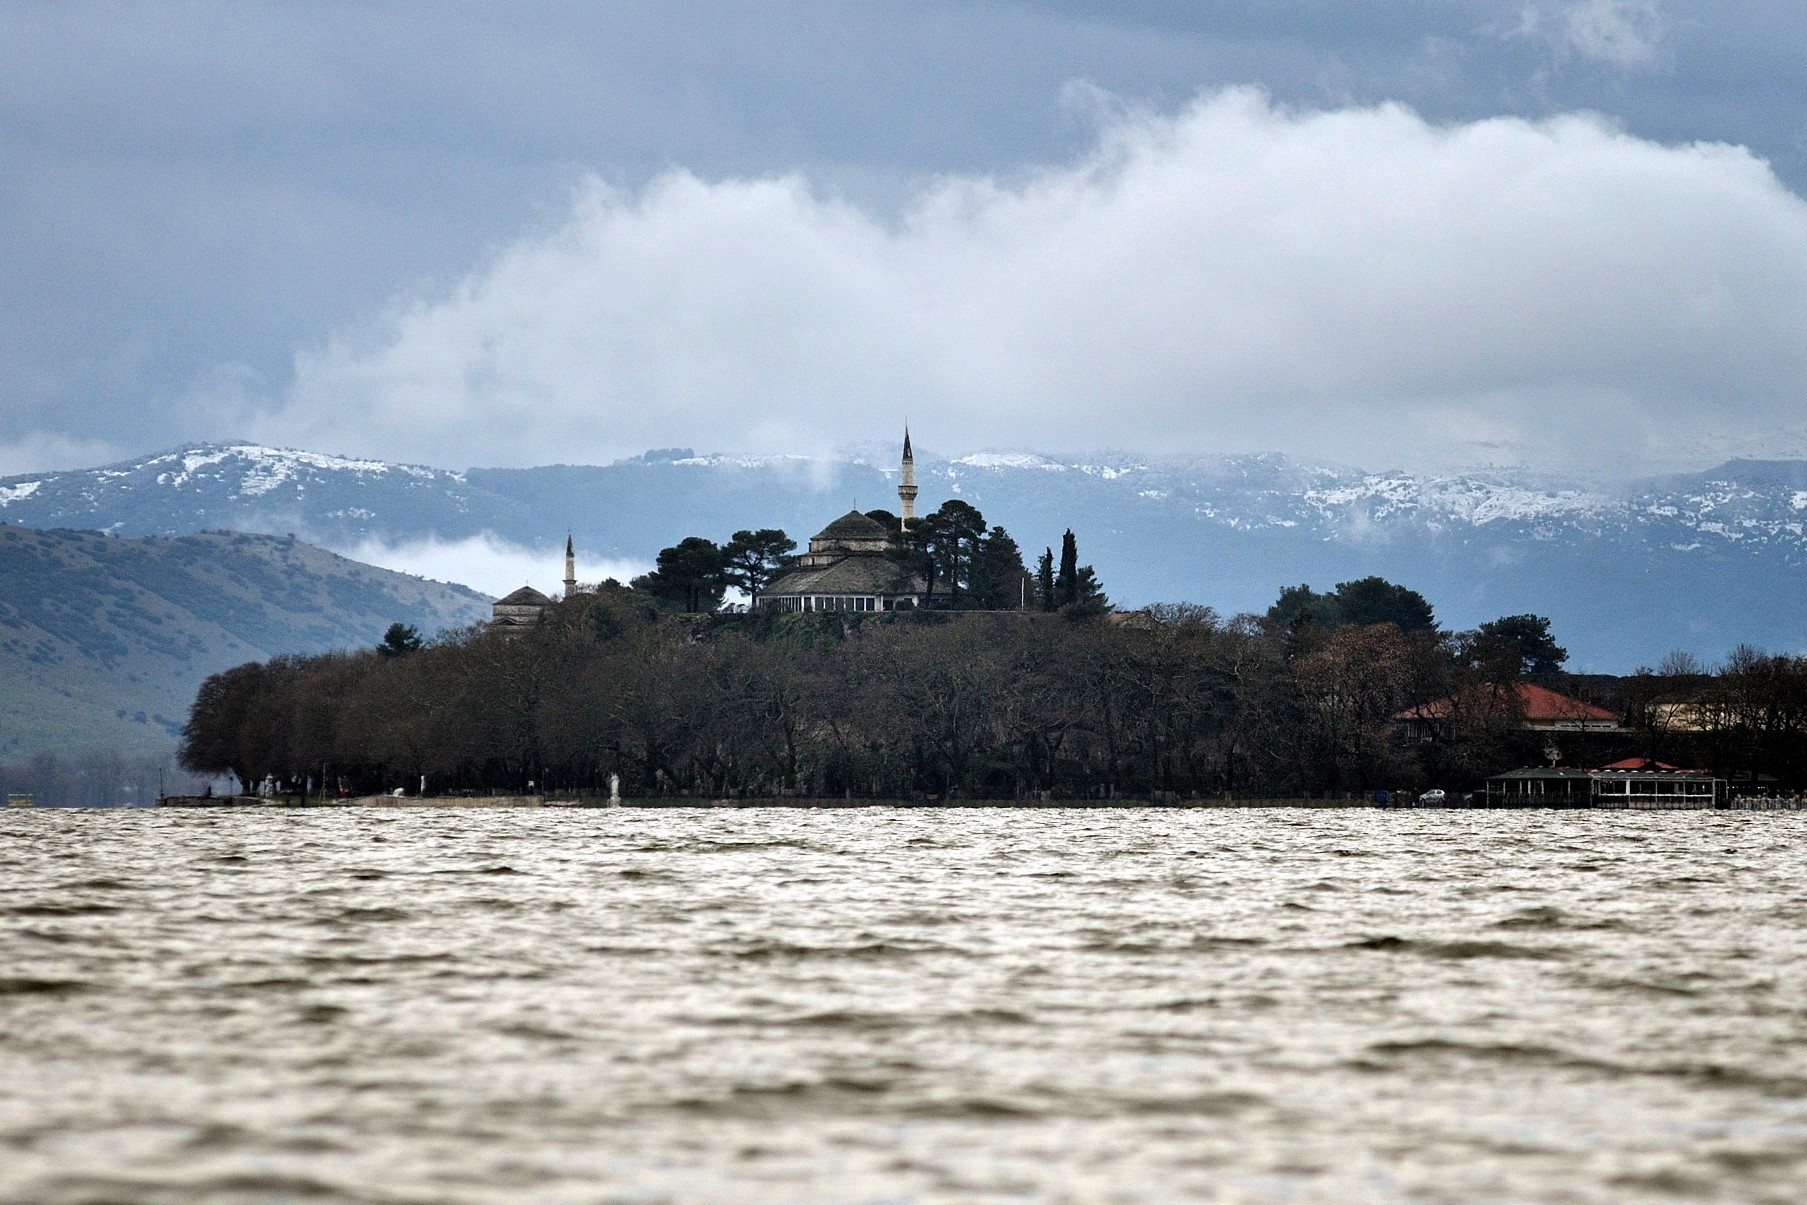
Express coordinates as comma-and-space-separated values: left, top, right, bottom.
143, 444, 454, 493
0, 481, 41, 506
952, 453, 1068, 472
669, 453, 821, 470
1302, 474, 1613, 529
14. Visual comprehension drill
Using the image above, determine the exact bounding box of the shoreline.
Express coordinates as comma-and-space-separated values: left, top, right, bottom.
146, 795, 1801, 811
156, 793, 1373, 810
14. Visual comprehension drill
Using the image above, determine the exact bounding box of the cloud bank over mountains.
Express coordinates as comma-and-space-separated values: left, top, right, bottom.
10, 3, 1807, 479
252, 89, 1807, 475
338, 534, 648, 604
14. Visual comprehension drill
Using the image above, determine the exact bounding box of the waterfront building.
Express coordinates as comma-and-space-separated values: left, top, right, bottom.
1482, 765, 1726, 808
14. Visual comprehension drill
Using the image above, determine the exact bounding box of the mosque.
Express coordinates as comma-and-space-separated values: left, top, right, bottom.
490, 434, 927, 628
760, 432, 927, 613
487, 536, 575, 631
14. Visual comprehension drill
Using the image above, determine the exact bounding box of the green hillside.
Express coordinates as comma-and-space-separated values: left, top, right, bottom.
0, 527, 490, 759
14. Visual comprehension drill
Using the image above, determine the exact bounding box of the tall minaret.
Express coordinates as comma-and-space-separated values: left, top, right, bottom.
897, 428, 918, 532
563, 534, 577, 598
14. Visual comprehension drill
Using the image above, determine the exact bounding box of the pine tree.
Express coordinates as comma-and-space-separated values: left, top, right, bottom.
376, 623, 423, 658
632, 537, 728, 612
721, 528, 796, 608
914, 500, 987, 602
970, 525, 1028, 610
1069, 565, 1110, 615
1056, 530, 1079, 607
941, 500, 987, 600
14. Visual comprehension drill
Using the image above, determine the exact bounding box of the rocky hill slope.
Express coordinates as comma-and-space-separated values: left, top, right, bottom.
0, 527, 488, 759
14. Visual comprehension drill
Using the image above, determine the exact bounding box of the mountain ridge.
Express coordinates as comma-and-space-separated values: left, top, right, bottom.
5, 442, 1807, 669
0, 526, 490, 759
8, 440, 1792, 542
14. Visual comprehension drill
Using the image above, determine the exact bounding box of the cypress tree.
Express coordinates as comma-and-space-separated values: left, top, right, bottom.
1056, 530, 1079, 607
1036, 548, 1056, 611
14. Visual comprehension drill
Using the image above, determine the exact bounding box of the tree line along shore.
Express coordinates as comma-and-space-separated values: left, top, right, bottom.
176, 531, 1807, 801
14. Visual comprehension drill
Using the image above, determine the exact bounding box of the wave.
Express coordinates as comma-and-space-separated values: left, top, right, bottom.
1344, 935, 1564, 960
33, 1172, 369, 1204
1363, 1038, 1624, 1075
425, 864, 524, 876
1363, 1039, 1807, 1095
669, 1076, 899, 1119
1123, 1090, 1265, 1116
1189, 934, 1267, 949
0, 977, 89, 996
316, 906, 413, 923
772, 1009, 914, 1032
716, 938, 958, 961
3, 902, 123, 917
293, 1003, 351, 1024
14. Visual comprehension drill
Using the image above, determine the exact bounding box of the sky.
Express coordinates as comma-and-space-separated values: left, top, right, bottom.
5, 1, 1807, 478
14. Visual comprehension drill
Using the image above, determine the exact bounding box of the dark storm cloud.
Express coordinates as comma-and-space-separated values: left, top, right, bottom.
2, 2, 1805, 473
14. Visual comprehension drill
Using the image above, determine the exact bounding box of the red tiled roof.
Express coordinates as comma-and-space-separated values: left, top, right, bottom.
1514, 682, 1618, 721
1394, 682, 1618, 722
1597, 758, 1711, 774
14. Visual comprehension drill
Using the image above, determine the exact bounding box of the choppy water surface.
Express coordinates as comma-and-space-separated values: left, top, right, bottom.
3, 809, 1807, 1204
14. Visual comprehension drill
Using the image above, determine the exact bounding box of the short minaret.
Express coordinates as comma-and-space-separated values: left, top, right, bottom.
897, 428, 918, 532
563, 534, 577, 598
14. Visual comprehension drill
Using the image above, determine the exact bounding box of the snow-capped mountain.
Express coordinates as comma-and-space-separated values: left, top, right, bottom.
5, 442, 1807, 668
0, 444, 535, 545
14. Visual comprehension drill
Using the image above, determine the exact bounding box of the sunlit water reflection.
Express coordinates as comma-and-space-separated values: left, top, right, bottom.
3, 808, 1806, 1203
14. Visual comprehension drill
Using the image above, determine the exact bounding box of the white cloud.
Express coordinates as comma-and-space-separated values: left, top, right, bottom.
260, 87, 1807, 474
335, 533, 649, 600
1548, 0, 1668, 69
0, 432, 126, 478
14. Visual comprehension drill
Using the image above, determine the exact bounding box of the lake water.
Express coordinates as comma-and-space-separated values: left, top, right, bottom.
3, 808, 1806, 1204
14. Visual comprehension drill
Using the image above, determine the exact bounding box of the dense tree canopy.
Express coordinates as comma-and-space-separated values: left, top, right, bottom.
720, 529, 797, 607
1268, 577, 1434, 634
631, 536, 728, 612
1474, 614, 1568, 679
178, 579, 1799, 801
377, 622, 423, 658
968, 525, 1030, 610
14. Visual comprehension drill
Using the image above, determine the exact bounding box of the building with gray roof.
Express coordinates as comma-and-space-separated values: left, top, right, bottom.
490, 584, 553, 631
761, 434, 927, 613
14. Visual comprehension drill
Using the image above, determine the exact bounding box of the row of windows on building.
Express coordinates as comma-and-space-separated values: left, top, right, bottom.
773, 595, 892, 613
